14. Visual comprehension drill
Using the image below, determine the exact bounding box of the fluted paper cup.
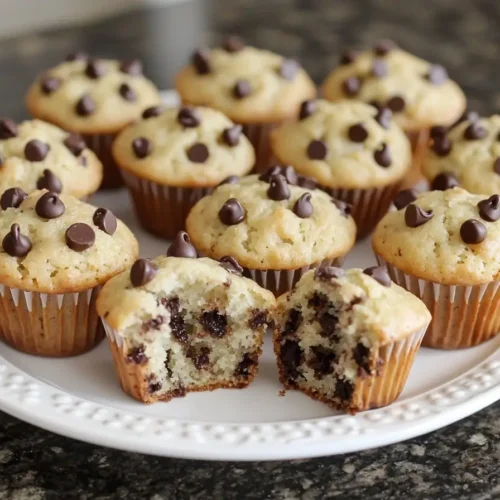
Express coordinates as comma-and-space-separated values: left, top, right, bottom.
241, 122, 279, 173
83, 132, 122, 189
0, 284, 103, 357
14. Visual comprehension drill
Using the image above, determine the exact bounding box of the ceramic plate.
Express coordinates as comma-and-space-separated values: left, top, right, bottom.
0, 91, 499, 461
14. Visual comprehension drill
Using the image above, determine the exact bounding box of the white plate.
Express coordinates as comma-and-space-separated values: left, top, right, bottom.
1, 91, 500, 461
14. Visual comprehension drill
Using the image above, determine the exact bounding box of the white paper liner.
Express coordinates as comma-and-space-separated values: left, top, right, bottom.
241, 122, 278, 174
83, 132, 122, 189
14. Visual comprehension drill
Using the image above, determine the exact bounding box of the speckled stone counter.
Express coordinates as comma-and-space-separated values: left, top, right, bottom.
1, 1, 500, 498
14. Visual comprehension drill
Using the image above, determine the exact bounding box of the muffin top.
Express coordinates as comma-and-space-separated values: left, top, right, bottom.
26, 54, 161, 134
0, 190, 138, 293
186, 169, 357, 269
0, 119, 102, 198
270, 100, 412, 189
175, 37, 316, 124
422, 114, 500, 196
278, 266, 431, 342
321, 40, 466, 131
373, 188, 500, 285
112, 106, 255, 187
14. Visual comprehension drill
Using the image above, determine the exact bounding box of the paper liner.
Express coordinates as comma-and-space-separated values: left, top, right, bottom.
376, 255, 500, 349
324, 182, 402, 240
121, 170, 212, 240
0, 284, 103, 357
83, 132, 122, 189
241, 122, 279, 174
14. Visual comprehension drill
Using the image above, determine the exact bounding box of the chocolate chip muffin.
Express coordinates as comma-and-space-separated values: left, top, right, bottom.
270, 100, 412, 238
0, 189, 138, 356
96, 232, 275, 404
0, 118, 102, 199
273, 266, 430, 413
422, 114, 500, 195
373, 187, 500, 348
112, 105, 255, 239
321, 40, 466, 189
175, 37, 316, 171
185, 168, 356, 296
26, 53, 161, 188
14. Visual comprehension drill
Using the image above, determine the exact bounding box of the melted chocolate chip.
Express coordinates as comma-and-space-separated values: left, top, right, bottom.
219, 198, 245, 225
187, 346, 211, 370
299, 99, 316, 120
0, 118, 18, 139
220, 255, 243, 275
307, 139, 328, 160
35, 192, 65, 219
279, 58, 299, 80
167, 231, 198, 258
248, 309, 269, 330
218, 175, 239, 186
24, 139, 50, 162
65, 223, 95, 252
126, 345, 147, 364
386, 95, 406, 113
293, 193, 313, 218
426, 64, 448, 85
267, 174, 291, 201
235, 353, 258, 377
431, 136, 452, 156
280, 339, 303, 383
222, 36, 244, 53
2, 224, 31, 257
119, 59, 142, 76
374, 39, 397, 55
308, 291, 328, 311
40, 76, 61, 94
332, 198, 352, 217
373, 143, 392, 167
85, 59, 105, 79
297, 175, 317, 190
461, 219, 487, 244
348, 123, 368, 142
0, 187, 27, 210
148, 381, 162, 393
342, 76, 361, 97
36, 169, 62, 193
371, 58, 388, 78
319, 309, 339, 339
233, 79, 251, 99
494, 158, 500, 175
63, 134, 86, 157
75, 94, 95, 116
162, 297, 188, 343
431, 172, 459, 191
191, 48, 211, 74
335, 379, 354, 401
464, 122, 487, 140
93, 208, 117, 235
353, 342, 371, 375
187, 142, 209, 163
142, 105, 164, 119
393, 188, 417, 210
478, 195, 500, 222
119, 83, 136, 101
405, 203, 434, 227
308, 345, 336, 378
314, 266, 345, 281
375, 107, 392, 129
66, 51, 88, 62
363, 265, 391, 287
222, 125, 242, 146
200, 310, 228, 338
430, 125, 448, 140
284, 309, 302, 336
130, 259, 158, 287
340, 50, 357, 65
132, 137, 152, 159
177, 107, 200, 128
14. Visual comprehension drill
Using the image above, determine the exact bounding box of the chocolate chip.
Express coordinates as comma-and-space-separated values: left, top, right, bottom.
375, 107, 392, 129
299, 99, 316, 120
187, 142, 209, 163
40, 76, 61, 94
235, 353, 258, 377
284, 309, 302, 335
363, 265, 391, 287
233, 79, 251, 99
130, 258, 158, 287
430, 126, 448, 140
24, 139, 50, 162
248, 309, 269, 330
126, 345, 147, 364
65, 223, 95, 252
494, 158, 500, 175
63, 134, 86, 157
340, 50, 357, 65
2, 224, 31, 257
405, 203, 434, 227
431, 136, 452, 156
220, 255, 243, 275
478, 195, 500, 222
119, 83, 136, 101
142, 106, 164, 119
187, 346, 211, 370
335, 379, 354, 401
342, 76, 361, 97
267, 174, 291, 201
200, 310, 228, 338
0, 188, 27, 210
309, 345, 336, 378
222, 36, 244, 53
374, 143, 391, 167
431, 172, 459, 191
452, 110, 479, 129
353, 342, 371, 375
279, 58, 299, 80
0, 118, 18, 139
426, 64, 448, 85
148, 381, 162, 393
280, 165, 298, 185
371, 58, 388, 78
132, 137, 152, 159
464, 122, 487, 140
219, 198, 245, 225
319, 309, 339, 339
297, 175, 317, 190
293, 193, 313, 218
393, 188, 417, 210
308, 291, 328, 310
222, 125, 242, 146
332, 198, 352, 217
119, 59, 142, 76
314, 266, 345, 281
386, 96, 405, 113
167, 231, 198, 258
162, 297, 188, 343
191, 48, 211, 74
307, 139, 327, 160
85, 59, 105, 79
461, 219, 487, 244
75, 94, 95, 116
348, 123, 368, 142
36, 169, 62, 193
374, 39, 397, 56
280, 339, 303, 382
93, 208, 117, 235
177, 107, 200, 128
218, 175, 239, 186
35, 192, 65, 219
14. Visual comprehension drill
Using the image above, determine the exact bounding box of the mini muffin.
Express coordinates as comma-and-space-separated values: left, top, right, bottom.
26, 53, 161, 188
96, 232, 275, 404
113, 106, 255, 239
321, 40, 466, 188
273, 266, 430, 413
422, 114, 500, 195
0, 118, 102, 199
0, 189, 138, 356
373, 187, 500, 349
270, 100, 412, 238
185, 168, 356, 296
175, 37, 316, 171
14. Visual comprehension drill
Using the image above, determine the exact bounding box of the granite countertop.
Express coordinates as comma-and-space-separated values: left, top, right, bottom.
1, 1, 500, 498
